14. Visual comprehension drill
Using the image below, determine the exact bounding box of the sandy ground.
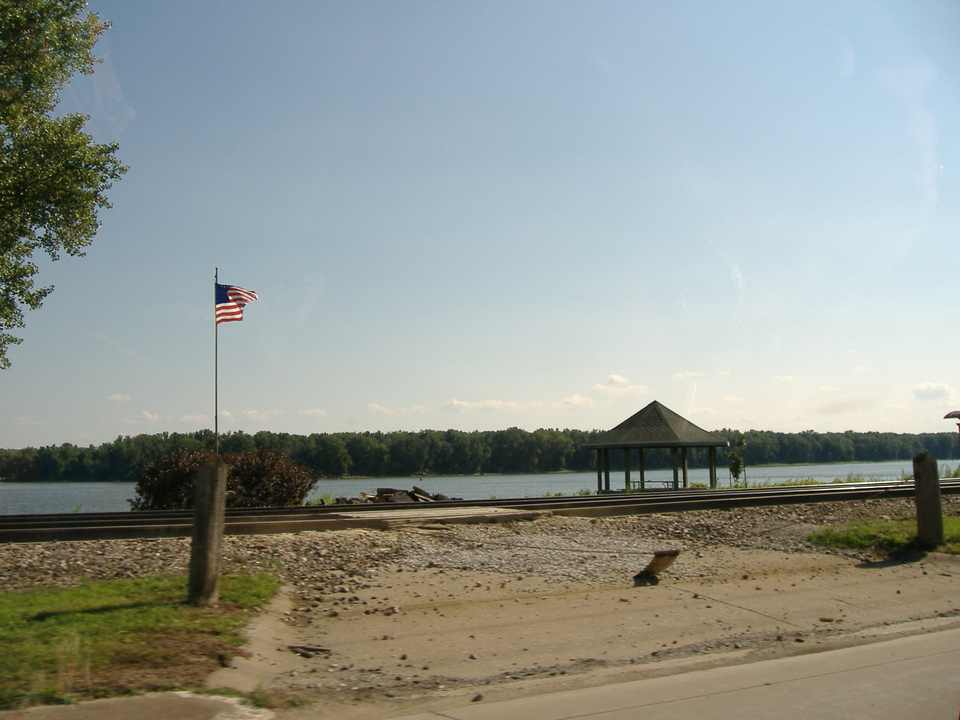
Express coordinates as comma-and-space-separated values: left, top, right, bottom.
205, 540, 960, 719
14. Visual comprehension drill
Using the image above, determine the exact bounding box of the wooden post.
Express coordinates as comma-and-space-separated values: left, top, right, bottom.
709, 446, 717, 488
639, 448, 645, 490
596, 449, 602, 494
603, 449, 611, 492
623, 448, 631, 492
188, 454, 229, 605
913, 452, 944, 549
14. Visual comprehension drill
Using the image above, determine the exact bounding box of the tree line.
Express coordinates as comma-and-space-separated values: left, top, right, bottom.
0, 427, 958, 483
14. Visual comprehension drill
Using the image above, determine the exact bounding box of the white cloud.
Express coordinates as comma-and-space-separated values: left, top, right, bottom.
913, 382, 954, 402
219, 410, 233, 421
447, 399, 538, 412
592, 375, 649, 397
298, 408, 328, 417
179, 414, 208, 424
107, 393, 130, 403
775, 375, 796, 382
240, 409, 283, 422
137, 410, 159, 422
368, 404, 429, 415
818, 386, 841, 393
721, 395, 744, 404
555, 395, 595, 408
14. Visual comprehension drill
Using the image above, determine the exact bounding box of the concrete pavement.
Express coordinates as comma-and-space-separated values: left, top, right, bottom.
2, 626, 958, 720
387, 626, 960, 720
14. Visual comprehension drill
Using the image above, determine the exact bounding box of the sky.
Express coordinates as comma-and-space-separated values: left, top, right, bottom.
2, 0, 959, 449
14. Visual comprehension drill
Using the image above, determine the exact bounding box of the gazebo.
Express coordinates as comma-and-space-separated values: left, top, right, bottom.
585, 401, 729, 492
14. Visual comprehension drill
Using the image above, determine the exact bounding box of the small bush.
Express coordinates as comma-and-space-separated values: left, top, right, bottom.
130, 448, 316, 511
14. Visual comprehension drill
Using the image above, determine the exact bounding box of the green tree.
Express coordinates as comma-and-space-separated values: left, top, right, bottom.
0, 0, 126, 367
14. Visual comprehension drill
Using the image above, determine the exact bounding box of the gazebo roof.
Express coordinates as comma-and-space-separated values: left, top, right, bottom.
585, 400, 728, 449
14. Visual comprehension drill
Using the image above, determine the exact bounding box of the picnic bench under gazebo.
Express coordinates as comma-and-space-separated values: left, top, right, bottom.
585, 401, 729, 492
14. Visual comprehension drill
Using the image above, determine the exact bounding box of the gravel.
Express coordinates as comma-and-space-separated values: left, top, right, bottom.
1, 496, 957, 596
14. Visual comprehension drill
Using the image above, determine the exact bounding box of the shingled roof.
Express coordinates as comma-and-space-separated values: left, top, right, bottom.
585, 400, 727, 449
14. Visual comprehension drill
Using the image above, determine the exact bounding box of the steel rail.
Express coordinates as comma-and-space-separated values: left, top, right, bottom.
2, 480, 958, 544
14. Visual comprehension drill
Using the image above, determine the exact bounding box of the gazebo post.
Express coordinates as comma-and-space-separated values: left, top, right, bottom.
671, 448, 679, 489
623, 448, 631, 491
603, 448, 611, 493
709, 447, 717, 488
681, 448, 689, 488
639, 448, 646, 490
596, 449, 602, 494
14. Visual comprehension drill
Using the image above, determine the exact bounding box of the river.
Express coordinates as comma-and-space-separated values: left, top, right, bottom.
2, 459, 948, 515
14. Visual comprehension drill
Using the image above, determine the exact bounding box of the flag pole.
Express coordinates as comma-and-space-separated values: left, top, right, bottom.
214, 267, 219, 456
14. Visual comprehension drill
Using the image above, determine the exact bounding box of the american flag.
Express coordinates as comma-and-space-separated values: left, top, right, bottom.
215, 283, 258, 324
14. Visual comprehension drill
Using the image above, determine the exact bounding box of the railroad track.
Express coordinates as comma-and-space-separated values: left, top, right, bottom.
3, 480, 959, 544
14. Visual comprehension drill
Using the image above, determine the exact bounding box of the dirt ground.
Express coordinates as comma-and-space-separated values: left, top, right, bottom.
206, 534, 960, 719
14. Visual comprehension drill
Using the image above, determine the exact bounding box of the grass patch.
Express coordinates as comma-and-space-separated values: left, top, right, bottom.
0, 573, 277, 710
809, 516, 960, 556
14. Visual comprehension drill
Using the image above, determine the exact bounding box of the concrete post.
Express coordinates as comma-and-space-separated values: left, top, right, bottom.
188, 454, 229, 605
913, 452, 944, 550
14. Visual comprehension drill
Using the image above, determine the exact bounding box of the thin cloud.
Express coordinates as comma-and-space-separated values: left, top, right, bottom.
815, 397, 880, 415
80, 330, 152, 364
592, 375, 649, 397
240, 409, 283, 422
775, 375, 797, 382
11, 417, 44, 427
368, 404, 429, 415
913, 383, 954, 402
179, 414, 208, 424
555, 395, 595, 408
447, 399, 538, 412
107, 393, 130, 403
298, 408, 328, 417
671, 371, 705, 379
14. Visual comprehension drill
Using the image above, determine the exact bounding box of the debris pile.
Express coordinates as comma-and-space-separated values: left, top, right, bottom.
334, 486, 462, 505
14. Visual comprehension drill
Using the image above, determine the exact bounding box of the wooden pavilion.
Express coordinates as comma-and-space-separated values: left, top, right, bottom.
586, 401, 729, 492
